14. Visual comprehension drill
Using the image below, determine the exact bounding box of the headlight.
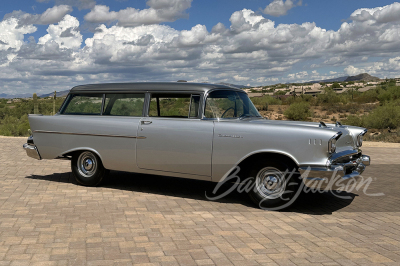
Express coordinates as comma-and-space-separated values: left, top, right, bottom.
328, 131, 343, 154
357, 129, 368, 147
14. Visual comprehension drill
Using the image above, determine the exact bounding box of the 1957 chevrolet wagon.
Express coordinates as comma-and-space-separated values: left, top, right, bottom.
23, 82, 370, 208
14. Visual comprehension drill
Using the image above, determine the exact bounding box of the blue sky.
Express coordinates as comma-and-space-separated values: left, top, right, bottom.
1, 0, 400, 94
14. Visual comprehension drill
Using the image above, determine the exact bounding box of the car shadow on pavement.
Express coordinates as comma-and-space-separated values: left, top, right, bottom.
26, 170, 356, 214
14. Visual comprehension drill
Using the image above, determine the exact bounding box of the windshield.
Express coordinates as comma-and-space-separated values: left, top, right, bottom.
204, 90, 261, 119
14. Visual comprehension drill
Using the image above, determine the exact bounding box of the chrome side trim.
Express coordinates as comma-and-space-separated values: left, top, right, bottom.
33, 130, 146, 139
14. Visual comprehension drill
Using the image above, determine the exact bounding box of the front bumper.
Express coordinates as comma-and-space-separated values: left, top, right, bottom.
299, 154, 370, 190
23, 143, 41, 160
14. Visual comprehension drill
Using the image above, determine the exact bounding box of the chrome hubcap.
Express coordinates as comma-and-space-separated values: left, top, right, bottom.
255, 167, 285, 199
77, 152, 97, 178
83, 158, 93, 171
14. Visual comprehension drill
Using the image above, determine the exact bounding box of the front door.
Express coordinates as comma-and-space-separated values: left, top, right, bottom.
136, 93, 213, 177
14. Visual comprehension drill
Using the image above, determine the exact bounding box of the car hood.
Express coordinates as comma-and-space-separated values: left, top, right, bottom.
223, 118, 367, 151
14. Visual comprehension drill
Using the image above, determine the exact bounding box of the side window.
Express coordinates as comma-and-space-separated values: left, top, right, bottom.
103, 94, 145, 116
149, 93, 199, 118
62, 94, 103, 115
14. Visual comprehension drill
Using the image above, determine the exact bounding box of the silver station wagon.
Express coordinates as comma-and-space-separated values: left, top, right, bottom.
23, 82, 370, 209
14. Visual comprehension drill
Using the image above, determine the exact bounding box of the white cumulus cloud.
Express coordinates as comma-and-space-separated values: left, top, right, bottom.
263, 0, 302, 17
0, 18, 37, 51
84, 0, 192, 27
4, 5, 73, 27
38, 14, 82, 49
3, 2, 400, 93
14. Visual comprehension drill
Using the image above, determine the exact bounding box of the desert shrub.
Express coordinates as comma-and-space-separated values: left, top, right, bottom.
316, 88, 349, 106
377, 86, 400, 103
251, 95, 282, 111
284, 102, 312, 121
363, 102, 400, 129
0, 115, 30, 136
342, 115, 364, 127
344, 102, 400, 129
283, 94, 317, 106
274, 90, 287, 96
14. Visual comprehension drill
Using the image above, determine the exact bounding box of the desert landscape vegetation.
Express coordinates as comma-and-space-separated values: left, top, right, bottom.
1, 74, 399, 142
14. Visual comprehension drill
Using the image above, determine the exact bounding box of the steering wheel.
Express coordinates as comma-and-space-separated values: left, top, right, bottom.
221, 107, 235, 118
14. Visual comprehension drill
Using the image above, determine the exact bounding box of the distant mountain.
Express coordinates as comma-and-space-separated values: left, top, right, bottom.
0, 93, 32, 99
217, 82, 252, 89
306, 76, 349, 84
0, 90, 70, 99
40, 90, 70, 98
307, 73, 381, 84
345, 73, 380, 82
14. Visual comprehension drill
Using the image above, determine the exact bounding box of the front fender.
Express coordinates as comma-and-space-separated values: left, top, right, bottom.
217, 149, 300, 183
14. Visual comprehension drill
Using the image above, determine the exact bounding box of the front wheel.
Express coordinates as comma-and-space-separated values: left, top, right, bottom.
71, 151, 108, 186
248, 160, 301, 210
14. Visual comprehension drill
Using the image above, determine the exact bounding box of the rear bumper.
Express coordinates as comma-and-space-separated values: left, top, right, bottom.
299, 155, 370, 190
23, 143, 41, 160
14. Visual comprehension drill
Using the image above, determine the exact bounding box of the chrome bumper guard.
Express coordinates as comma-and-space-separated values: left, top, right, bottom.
23, 143, 42, 160
299, 154, 370, 190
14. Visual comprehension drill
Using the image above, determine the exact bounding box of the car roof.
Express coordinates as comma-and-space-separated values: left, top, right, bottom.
70, 82, 244, 93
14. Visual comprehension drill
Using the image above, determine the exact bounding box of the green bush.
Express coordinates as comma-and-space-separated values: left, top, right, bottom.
0, 97, 65, 137
342, 115, 364, 127
363, 102, 400, 129
284, 102, 312, 121
284, 94, 317, 106
251, 95, 282, 111
377, 86, 400, 103
274, 90, 287, 96
343, 102, 400, 129
0, 115, 30, 136
316, 88, 349, 105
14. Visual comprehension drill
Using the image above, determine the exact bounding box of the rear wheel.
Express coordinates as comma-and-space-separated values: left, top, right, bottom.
248, 160, 301, 210
71, 151, 108, 186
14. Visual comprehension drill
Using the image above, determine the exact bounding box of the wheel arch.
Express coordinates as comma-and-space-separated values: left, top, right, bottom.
59, 147, 104, 162
218, 150, 299, 182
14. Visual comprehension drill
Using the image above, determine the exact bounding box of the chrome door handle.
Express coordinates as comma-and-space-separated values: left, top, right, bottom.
141, 121, 152, 125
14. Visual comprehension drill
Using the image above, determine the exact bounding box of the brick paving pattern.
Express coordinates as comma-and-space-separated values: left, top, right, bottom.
0, 137, 399, 265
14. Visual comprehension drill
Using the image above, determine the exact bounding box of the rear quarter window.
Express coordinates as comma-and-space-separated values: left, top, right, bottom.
62, 94, 103, 115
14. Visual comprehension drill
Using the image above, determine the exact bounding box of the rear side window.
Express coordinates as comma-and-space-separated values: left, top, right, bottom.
149, 93, 200, 118
103, 94, 145, 117
62, 94, 103, 115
